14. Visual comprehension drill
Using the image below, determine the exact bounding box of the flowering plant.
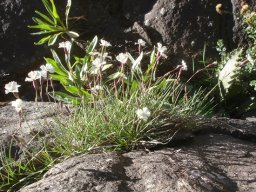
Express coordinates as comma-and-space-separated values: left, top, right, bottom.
29, 0, 79, 45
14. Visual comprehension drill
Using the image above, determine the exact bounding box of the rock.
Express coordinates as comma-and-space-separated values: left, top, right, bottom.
0, 101, 58, 162
19, 133, 256, 192
0, 101, 58, 140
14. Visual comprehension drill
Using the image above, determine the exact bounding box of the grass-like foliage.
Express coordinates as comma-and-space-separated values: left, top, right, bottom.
52, 83, 213, 157
0, 0, 215, 191
0, 142, 55, 192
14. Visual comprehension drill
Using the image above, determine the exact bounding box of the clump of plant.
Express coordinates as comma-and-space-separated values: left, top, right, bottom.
1, 0, 214, 190
213, 2, 256, 116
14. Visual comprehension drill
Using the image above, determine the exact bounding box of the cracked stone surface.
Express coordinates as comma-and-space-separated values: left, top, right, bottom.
19, 133, 256, 192
0, 102, 256, 192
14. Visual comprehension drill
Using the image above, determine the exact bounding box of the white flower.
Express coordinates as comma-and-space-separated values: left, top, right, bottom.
59, 41, 72, 60
89, 51, 100, 56
59, 41, 72, 51
116, 53, 128, 64
100, 39, 111, 47
40, 63, 55, 74
136, 107, 151, 121
136, 39, 146, 47
5, 81, 21, 94
157, 43, 167, 58
40, 70, 47, 79
25, 71, 41, 82
181, 60, 188, 71
90, 85, 103, 95
90, 52, 112, 60
91, 85, 102, 91
11, 99, 24, 112
92, 58, 106, 68
40, 63, 55, 78
90, 58, 107, 74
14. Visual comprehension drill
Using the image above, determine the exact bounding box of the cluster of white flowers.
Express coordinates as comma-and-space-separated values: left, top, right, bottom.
3, 38, 169, 127
5, 81, 24, 112
25, 64, 54, 83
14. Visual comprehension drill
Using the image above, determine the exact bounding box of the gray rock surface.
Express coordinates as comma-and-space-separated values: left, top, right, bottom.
0, 101, 57, 139
0, 101, 58, 160
19, 133, 256, 192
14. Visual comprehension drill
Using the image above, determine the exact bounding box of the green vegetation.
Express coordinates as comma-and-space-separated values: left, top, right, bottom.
1, 0, 256, 191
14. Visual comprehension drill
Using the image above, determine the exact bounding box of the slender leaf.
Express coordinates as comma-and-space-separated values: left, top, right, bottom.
108, 72, 125, 80
66, 31, 79, 38
45, 57, 67, 76
65, 0, 72, 27
50, 74, 70, 85
146, 47, 156, 75
50, 0, 60, 19
29, 24, 62, 31
51, 50, 68, 72
41, 0, 56, 22
35, 35, 51, 45
87, 36, 98, 53
102, 64, 113, 71
35, 10, 55, 25
49, 91, 81, 105
130, 80, 138, 94
48, 33, 61, 46
64, 85, 81, 95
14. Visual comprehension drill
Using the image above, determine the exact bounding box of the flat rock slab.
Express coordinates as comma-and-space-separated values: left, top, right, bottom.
19, 134, 256, 192
0, 102, 58, 139
0, 101, 60, 156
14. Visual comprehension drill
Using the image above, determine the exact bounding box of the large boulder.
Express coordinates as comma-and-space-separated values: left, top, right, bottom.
19, 133, 256, 192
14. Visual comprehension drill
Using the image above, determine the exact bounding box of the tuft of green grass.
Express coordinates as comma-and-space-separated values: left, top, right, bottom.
0, 140, 56, 192
51, 84, 214, 157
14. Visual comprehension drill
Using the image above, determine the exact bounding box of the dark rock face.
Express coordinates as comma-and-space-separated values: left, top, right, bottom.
0, 0, 44, 101
144, 0, 234, 66
0, 0, 43, 74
